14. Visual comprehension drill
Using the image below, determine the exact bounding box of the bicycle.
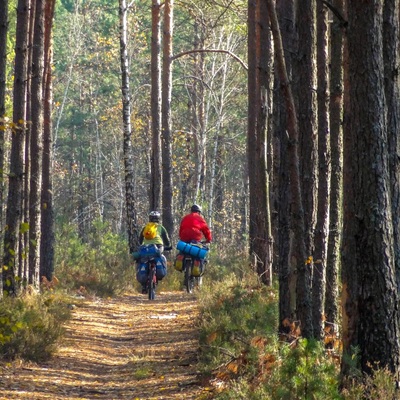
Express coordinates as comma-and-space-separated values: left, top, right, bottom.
146, 255, 158, 300
136, 245, 171, 300
178, 241, 209, 294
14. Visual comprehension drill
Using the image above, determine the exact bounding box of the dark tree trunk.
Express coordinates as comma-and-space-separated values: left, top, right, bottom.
294, 0, 317, 339
29, 0, 45, 287
325, 0, 344, 333
0, 0, 7, 297
383, 0, 400, 291
3, 0, 30, 296
275, 0, 296, 330
342, 0, 400, 378
22, 0, 35, 285
257, 0, 273, 285
266, 0, 307, 333
40, 0, 56, 282
312, 0, 330, 340
247, 0, 257, 267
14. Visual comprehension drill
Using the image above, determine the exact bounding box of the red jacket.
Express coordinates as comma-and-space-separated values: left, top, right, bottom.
179, 212, 212, 243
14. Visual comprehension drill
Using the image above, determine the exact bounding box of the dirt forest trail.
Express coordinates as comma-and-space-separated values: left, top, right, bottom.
0, 291, 211, 400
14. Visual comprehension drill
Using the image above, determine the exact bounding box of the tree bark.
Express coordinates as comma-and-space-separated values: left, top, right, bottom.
193, 16, 206, 204
161, 0, 174, 236
29, 0, 45, 287
274, 0, 296, 331
0, 0, 7, 297
266, 0, 307, 332
294, 0, 317, 339
325, 0, 344, 333
253, 0, 273, 285
342, 0, 400, 378
247, 0, 258, 273
40, 0, 56, 282
3, 0, 30, 295
119, 0, 139, 253
383, 0, 400, 291
312, 0, 330, 340
150, 0, 162, 211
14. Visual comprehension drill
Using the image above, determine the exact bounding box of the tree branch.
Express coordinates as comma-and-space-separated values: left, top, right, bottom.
321, 0, 347, 28
172, 48, 248, 71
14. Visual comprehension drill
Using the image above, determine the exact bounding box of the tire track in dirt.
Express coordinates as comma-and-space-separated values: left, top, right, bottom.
0, 290, 208, 400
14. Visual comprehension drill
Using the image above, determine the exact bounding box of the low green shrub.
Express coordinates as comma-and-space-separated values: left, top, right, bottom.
197, 271, 278, 373
341, 352, 398, 400
0, 290, 72, 361
269, 338, 341, 399
55, 220, 135, 296
197, 266, 342, 399
197, 266, 399, 400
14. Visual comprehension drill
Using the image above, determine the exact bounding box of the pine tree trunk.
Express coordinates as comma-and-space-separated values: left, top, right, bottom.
29, 0, 45, 287
254, 0, 272, 285
383, 0, 400, 291
3, 0, 30, 296
275, 0, 296, 331
0, 0, 7, 297
266, 0, 307, 333
342, 0, 400, 378
40, 0, 56, 282
312, 0, 330, 340
325, 0, 344, 333
294, 0, 317, 339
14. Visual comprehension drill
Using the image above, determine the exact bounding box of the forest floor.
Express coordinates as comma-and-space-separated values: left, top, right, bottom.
0, 290, 213, 400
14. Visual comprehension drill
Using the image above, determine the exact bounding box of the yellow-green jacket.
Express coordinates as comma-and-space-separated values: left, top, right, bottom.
139, 223, 171, 247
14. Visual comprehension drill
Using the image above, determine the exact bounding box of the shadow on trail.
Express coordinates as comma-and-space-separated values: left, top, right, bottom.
0, 290, 205, 400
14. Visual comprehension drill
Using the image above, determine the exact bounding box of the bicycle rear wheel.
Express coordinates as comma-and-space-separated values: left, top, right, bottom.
148, 264, 156, 300
184, 258, 194, 293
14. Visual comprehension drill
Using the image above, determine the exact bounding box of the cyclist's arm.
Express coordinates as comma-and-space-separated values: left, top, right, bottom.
160, 226, 172, 248
202, 225, 212, 243
138, 228, 144, 244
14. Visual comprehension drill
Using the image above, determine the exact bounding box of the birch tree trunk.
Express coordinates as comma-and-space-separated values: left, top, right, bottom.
119, 0, 139, 253
193, 16, 206, 204
150, 0, 162, 211
161, 0, 174, 236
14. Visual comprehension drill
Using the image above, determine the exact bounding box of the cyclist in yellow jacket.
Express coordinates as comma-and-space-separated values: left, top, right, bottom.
137, 211, 172, 294
139, 211, 171, 250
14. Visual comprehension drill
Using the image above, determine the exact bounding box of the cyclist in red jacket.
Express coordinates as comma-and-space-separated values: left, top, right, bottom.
179, 204, 212, 243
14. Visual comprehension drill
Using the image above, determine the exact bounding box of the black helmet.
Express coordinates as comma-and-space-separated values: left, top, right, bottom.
191, 204, 202, 214
149, 211, 160, 222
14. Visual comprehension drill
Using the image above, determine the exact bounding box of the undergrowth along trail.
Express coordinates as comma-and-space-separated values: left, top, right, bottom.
0, 290, 207, 400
